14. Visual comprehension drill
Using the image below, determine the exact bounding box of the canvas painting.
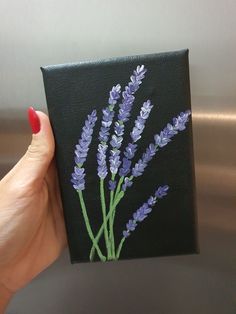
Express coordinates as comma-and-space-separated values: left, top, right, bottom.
41, 49, 198, 263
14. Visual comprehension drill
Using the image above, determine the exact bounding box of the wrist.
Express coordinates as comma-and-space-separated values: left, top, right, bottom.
0, 283, 13, 314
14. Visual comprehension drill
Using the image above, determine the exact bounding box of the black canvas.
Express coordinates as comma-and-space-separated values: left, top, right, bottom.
41, 49, 198, 264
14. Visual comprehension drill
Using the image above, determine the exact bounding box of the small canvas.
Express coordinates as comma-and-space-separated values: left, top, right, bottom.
41, 49, 198, 263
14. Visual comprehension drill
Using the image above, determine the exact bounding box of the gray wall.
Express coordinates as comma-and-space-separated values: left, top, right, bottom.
0, 0, 235, 313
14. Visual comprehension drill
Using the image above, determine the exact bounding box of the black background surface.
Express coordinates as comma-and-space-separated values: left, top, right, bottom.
41, 49, 198, 263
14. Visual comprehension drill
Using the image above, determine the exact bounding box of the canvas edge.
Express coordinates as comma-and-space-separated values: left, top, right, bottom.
185, 51, 200, 255
40, 48, 189, 74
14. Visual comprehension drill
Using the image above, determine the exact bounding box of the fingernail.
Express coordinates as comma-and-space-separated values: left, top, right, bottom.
27, 107, 41, 134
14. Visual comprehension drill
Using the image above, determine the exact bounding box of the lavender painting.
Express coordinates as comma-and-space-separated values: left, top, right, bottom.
70, 65, 191, 262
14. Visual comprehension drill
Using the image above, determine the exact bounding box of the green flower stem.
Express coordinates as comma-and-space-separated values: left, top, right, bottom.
109, 176, 125, 250
109, 173, 116, 258
109, 189, 115, 258
114, 176, 124, 200
89, 191, 124, 261
100, 178, 111, 259
116, 237, 126, 260
109, 175, 134, 260
77, 190, 106, 262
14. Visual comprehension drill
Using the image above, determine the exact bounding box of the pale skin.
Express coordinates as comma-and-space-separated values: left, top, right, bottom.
0, 111, 67, 313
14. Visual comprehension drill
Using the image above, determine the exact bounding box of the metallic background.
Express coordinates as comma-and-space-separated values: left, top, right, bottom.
0, 0, 235, 313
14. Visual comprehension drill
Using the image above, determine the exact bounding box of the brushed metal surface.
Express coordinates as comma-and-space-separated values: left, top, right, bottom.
0, 0, 235, 313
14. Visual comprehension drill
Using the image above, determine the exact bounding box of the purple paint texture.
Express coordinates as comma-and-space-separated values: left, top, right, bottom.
123, 185, 169, 238
109, 65, 147, 175
71, 110, 97, 190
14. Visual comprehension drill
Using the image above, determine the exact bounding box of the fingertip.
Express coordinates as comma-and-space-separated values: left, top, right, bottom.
33, 110, 51, 133
35, 110, 55, 143
35, 110, 50, 127
27, 107, 52, 135
28, 107, 41, 134
29, 109, 55, 156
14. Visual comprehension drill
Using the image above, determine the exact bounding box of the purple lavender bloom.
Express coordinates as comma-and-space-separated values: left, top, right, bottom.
97, 84, 121, 179
123, 230, 130, 238
109, 84, 122, 105
109, 180, 117, 191
99, 84, 121, 141
71, 167, 85, 190
122, 185, 169, 238
117, 64, 147, 126
74, 110, 97, 165
155, 185, 169, 198
132, 144, 156, 177
122, 177, 133, 191
119, 100, 153, 177
97, 143, 108, 179
131, 159, 146, 177
109, 149, 121, 174
133, 203, 152, 221
154, 131, 171, 148
130, 100, 153, 142
124, 143, 137, 159
110, 134, 123, 149
126, 219, 137, 231
71, 110, 97, 190
131, 110, 191, 178
173, 110, 191, 131
119, 158, 132, 177
147, 196, 156, 206
114, 121, 124, 137
109, 65, 147, 175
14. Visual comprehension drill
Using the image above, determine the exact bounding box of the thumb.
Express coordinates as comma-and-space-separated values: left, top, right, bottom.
8, 107, 55, 190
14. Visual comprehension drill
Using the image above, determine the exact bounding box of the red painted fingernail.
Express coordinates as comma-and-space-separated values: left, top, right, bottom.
27, 107, 41, 134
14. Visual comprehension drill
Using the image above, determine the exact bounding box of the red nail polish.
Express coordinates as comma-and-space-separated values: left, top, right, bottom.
27, 107, 41, 134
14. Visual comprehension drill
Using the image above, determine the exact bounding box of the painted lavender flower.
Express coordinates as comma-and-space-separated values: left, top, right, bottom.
70, 110, 106, 262
70, 64, 192, 262
119, 99, 153, 181
109, 65, 147, 177
71, 110, 97, 191
116, 185, 169, 259
131, 110, 191, 178
97, 84, 121, 179
123, 185, 169, 238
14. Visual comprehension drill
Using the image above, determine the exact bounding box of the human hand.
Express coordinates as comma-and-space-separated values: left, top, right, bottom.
0, 108, 67, 312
